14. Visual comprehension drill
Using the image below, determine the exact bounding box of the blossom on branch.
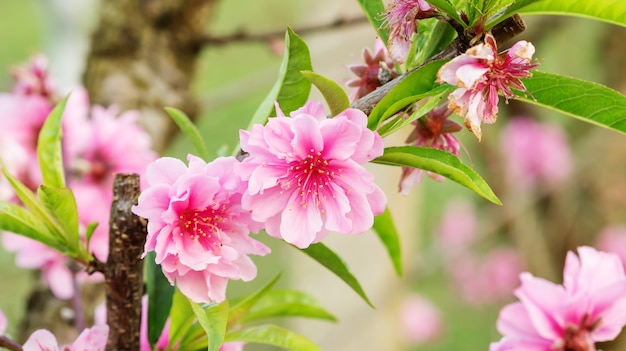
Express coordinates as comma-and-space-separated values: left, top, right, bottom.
346, 38, 397, 101
383, 0, 435, 63
238, 100, 386, 248
23, 325, 108, 351
437, 33, 537, 140
490, 246, 626, 351
132, 156, 270, 303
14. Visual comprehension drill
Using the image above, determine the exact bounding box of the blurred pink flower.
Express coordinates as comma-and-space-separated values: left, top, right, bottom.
11, 54, 55, 98
0, 309, 6, 335
501, 117, 572, 189
69, 105, 157, 261
437, 33, 536, 140
238, 100, 386, 248
597, 225, 626, 268
384, 0, 434, 63
23, 325, 108, 351
399, 293, 443, 345
435, 198, 477, 249
491, 246, 626, 351
346, 38, 397, 101
399, 104, 462, 194
132, 156, 270, 303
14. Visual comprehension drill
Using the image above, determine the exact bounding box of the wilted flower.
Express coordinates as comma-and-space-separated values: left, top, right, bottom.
384, 0, 435, 63
501, 117, 572, 189
132, 156, 270, 303
238, 100, 386, 248
23, 325, 109, 351
346, 38, 397, 101
399, 104, 462, 194
437, 32, 537, 140
491, 246, 626, 351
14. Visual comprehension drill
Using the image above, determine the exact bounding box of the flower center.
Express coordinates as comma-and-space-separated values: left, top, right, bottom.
284, 148, 342, 212
562, 316, 600, 351
178, 205, 228, 252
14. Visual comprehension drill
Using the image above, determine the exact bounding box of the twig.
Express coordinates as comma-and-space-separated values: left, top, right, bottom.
0, 336, 22, 351
104, 174, 146, 351
201, 16, 370, 46
350, 14, 526, 115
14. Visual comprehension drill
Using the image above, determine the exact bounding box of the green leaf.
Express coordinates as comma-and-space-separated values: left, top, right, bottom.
355, 0, 389, 43
298, 243, 373, 307
368, 60, 448, 129
427, 0, 465, 26
372, 207, 402, 276
410, 19, 457, 68
377, 86, 453, 137
486, 0, 543, 29
515, 71, 626, 135
228, 274, 281, 327
37, 95, 69, 189
37, 185, 80, 256
518, 0, 626, 28
169, 288, 196, 349
241, 289, 336, 324
300, 71, 350, 116
0, 202, 61, 250
145, 251, 175, 348
84, 222, 99, 247
225, 325, 321, 351
165, 107, 209, 161
247, 27, 313, 130
373, 146, 502, 205
190, 301, 229, 351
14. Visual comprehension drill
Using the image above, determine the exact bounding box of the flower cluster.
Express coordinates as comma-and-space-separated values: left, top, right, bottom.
134, 100, 386, 302
0, 55, 157, 298
437, 32, 537, 140
491, 246, 626, 351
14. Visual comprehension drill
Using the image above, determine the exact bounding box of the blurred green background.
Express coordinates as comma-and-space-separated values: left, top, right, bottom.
1, 1, 625, 350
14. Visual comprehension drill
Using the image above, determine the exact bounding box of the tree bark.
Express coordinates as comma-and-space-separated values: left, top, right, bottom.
83, 0, 217, 152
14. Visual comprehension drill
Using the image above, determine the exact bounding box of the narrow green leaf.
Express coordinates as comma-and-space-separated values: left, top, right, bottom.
37, 185, 80, 256
247, 27, 313, 130
372, 207, 402, 276
427, 0, 465, 26
190, 301, 229, 351
228, 274, 281, 327
169, 288, 196, 349
241, 289, 336, 324
519, 0, 626, 28
300, 71, 350, 116
486, 0, 543, 29
225, 324, 321, 351
145, 251, 175, 348
0, 202, 61, 250
355, 0, 389, 43
373, 146, 502, 205
411, 19, 457, 68
1, 166, 67, 245
298, 243, 373, 307
368, 60, 448, 129
165, 107, 209, 161
84, 222, 99, 247
37, 96, 69, 189
515, 71, 626, 135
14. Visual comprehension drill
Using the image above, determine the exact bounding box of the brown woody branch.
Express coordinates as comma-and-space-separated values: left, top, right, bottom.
351, 14, 527, 115
200, 16, 370, 46
0, 336, 22, 351
104, 174, 146, 351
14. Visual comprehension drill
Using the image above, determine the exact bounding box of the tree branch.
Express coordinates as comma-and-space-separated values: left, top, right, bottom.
200, 16, 370, 46
0, 336, 22, 351
104, 174, 146, 351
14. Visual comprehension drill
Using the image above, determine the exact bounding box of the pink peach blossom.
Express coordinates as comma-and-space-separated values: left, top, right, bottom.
346, 38, 397, 101
384, 0, 435, 63
501, 117, 572, 189
132, 155, 270, 303
22, 325, 108, 351
437, 33, 537, 140
238, 100, 386, 248
491, 246, 626, 351
399, 104, 462, 194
